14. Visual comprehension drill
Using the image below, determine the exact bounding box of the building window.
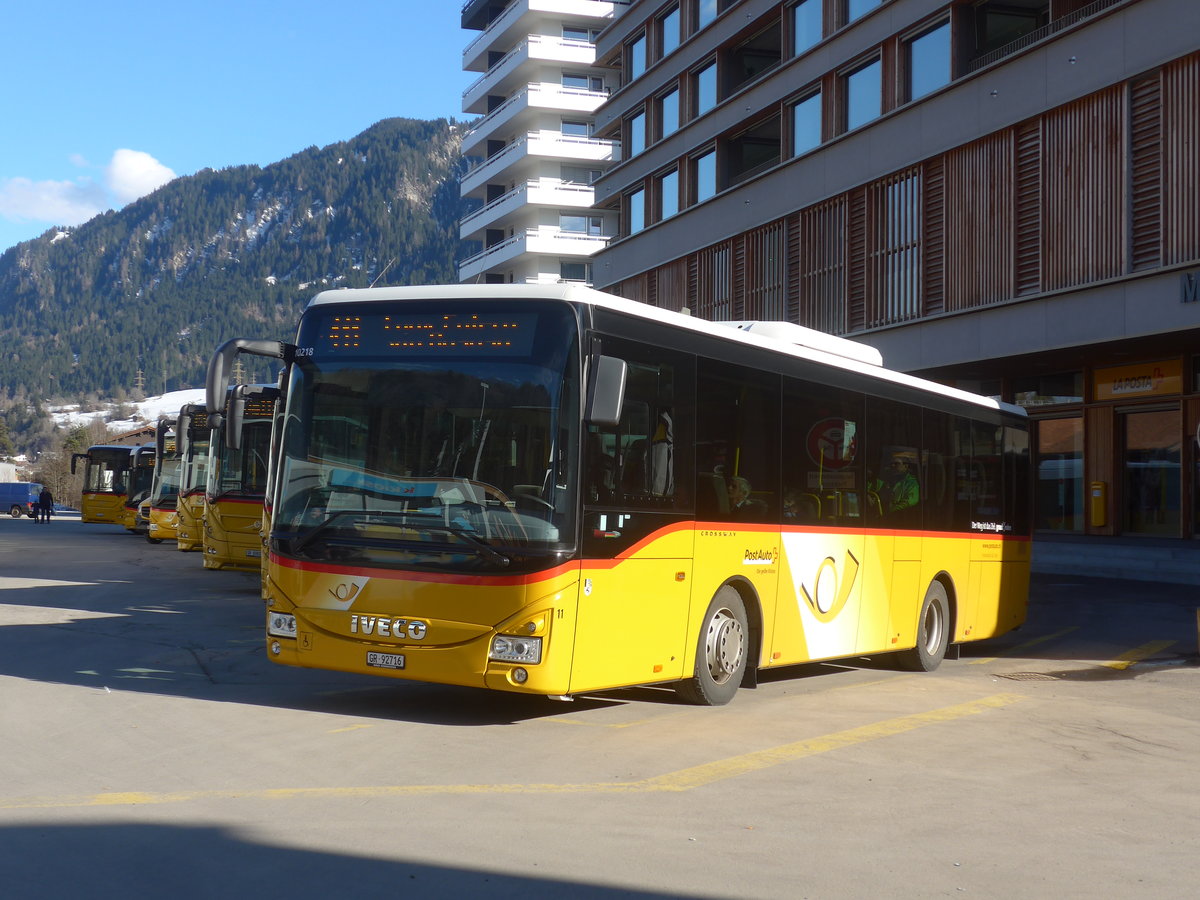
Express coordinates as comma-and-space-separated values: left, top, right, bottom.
560, 261, 592, 282
907, 21, 951, 101
561, 165, 602, 185
728, 115, 781, 185
727, 21, 782, 95
844, 57, 882, 131
563, 25, 600, 43
693, 60, 717, 117
695, 0, 719, 31
629, 33, 648, 80
560, 213, 603, 235
562, 119, 590, 138
692, 148, 717, 203
628, 110, 646, 157
628, 188, 646, 235
793, 0, 822, 55
562, 72, 591, 90
791, 90, 822, 155
659, 169, 680, 220
660, 6, 681, 58
658, 88, 680, 139
846, 0, 882, 25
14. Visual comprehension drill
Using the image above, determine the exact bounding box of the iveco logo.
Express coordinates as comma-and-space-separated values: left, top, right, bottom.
350, 614, 428, 640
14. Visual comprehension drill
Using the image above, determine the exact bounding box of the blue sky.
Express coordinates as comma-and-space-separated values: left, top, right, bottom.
0, 1, 468, 253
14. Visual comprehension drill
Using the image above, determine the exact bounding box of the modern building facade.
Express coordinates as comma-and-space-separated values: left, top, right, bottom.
458, 0, 629, 285
587, 0, 1200, 543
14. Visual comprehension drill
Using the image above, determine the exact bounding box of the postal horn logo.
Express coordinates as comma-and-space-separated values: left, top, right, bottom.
799, 550, 860, 623
328, 577, 369, 604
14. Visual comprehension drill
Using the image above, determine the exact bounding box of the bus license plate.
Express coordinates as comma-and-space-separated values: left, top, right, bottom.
245, 549, 261, 558
367, 652, 405, 670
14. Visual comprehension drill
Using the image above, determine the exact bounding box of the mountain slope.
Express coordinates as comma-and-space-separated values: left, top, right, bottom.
0, 117, 466, 399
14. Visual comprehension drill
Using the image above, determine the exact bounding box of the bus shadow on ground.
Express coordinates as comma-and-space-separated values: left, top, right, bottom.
0, 823, 687, 900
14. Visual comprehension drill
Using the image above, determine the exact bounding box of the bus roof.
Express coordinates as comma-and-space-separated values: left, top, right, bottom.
306, 285, 1025, 418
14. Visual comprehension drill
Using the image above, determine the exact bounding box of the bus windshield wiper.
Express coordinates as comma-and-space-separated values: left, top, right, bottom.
287, 509, 510, 567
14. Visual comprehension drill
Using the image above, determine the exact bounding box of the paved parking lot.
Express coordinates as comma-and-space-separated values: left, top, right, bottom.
1, 515, 1197, 898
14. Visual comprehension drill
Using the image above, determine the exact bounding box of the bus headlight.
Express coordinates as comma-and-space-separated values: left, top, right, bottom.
268, 612, 297, 638
490, 635, 542, 664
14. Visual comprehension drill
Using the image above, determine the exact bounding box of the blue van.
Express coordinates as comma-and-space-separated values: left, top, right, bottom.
0, 482, 42, 518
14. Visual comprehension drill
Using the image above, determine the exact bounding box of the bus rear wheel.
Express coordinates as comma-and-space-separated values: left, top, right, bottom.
676, 587, 748, 706
10, 505, 22, 518
897, 580, 950, 672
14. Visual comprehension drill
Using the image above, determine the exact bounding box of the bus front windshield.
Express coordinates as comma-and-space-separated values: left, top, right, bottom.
273, 301, 581, 573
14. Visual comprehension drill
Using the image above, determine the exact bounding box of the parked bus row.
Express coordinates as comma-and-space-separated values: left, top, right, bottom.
70, 388, 277, 572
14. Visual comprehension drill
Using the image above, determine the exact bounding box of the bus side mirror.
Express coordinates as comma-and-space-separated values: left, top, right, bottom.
206, 338, 290, 422
226, 385, 280, 451
585, 355, 627, 427
226, 391, 247, 451
71, 453, 86, 475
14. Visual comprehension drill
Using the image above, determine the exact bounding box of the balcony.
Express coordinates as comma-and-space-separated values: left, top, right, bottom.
462, 84, 610, 152
460, 131, 617, 195
463, 0, 619, 72
463, 34, 597, 114
457, 226, 610, 282
459, 179, 597, 239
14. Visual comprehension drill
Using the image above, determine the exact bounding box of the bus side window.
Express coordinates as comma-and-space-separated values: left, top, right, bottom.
583, 337, 692, 512
697, 360, 780, 523
783, 377, 862, 526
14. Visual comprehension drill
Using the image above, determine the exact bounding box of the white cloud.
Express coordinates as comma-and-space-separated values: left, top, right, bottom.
105, 149, 175, 204
0, 176, 108, 226
0, 149, 176, 236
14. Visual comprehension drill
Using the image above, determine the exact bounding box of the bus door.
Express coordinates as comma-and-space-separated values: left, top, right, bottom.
776, 379, 867, 664
693, 361, 783, 666
573, 345, 695, 693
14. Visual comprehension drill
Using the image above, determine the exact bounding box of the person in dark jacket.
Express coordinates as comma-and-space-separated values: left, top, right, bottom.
38, 487, 53, 523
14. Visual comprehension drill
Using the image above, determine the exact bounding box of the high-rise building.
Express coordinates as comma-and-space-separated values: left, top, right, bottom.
588, 0, 1200, 544
459, 0, 628, 285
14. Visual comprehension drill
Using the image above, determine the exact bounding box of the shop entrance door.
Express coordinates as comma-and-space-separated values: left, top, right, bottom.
1121, 409, 1181, 536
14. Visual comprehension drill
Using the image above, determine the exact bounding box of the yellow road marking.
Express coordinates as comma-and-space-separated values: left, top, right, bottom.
1103, 640, 1175, 670
969, 627, 1080, 665
328, 724, 375, 734
0, 694, 1023, 809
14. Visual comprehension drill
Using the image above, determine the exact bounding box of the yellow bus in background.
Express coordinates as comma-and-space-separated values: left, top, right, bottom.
202, 386, 276, 571
72, 445, 133, 525
208, 285, 1031, 706
146, 418, 181, 544
121, 444, 156, 532
175, 403, 210, 552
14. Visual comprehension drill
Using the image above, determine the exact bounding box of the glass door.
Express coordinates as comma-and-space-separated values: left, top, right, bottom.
1122, 409, 1181, 536
1034, 417, 1083, 532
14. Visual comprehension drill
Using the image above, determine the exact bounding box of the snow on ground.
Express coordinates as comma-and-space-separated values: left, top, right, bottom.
49, 388, 207, 433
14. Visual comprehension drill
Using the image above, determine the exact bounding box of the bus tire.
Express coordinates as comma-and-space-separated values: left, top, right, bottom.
676, 586, 748, 706
147, 536, 163, 544
897, 580, 950, 672
10, 505, 22, 518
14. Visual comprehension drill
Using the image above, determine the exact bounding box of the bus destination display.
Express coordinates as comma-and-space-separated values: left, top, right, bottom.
315, 311, 538, 357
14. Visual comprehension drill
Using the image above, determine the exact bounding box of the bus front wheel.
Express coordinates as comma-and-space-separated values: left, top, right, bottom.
676, 586, 748, 706
897, 580, 950, 672
10, 505, 22, 518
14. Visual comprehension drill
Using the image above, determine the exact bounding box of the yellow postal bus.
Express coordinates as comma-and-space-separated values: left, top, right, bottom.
121, 443, 156, 532
207, 285, 1030, 705
72, 445, 133, 525
175, 403, 210, 552
202, 386, 276, 571
145, 418, 181, 544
